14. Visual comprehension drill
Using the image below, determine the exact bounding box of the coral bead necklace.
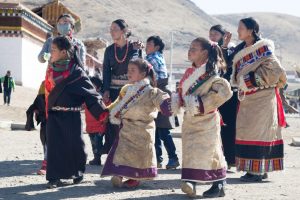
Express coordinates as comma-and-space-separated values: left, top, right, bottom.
114, 40, 129, 63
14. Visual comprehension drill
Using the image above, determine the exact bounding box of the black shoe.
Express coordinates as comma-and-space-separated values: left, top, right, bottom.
47, 179, 63, 189
89, 157, 101, 166
73, 176, 83, 184
166, 159, 180, 169
262, 173, 268, 179
203, 181, 225, 198
240, 173, 262, 182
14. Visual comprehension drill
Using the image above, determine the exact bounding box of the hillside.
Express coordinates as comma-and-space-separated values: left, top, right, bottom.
14, 0, 300, 69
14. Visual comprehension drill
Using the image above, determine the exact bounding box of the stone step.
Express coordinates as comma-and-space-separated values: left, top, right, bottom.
292, 137, 300, 146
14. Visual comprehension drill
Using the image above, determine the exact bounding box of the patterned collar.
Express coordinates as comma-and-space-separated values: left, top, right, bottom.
109, 78, 151, 124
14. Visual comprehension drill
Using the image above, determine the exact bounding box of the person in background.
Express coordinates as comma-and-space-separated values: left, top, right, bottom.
1, 70, 15, 106
209, 24, 238, 168
145, 35, 179, 169
85, 76, 106, 166
102, 19, 143, 155
38, 13, 86, 67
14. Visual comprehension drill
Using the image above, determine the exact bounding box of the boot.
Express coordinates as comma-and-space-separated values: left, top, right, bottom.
111, 176, 123, 188
157, 162, 162, 168
73, 175, 84, 184
166, 159, 180, 169
123, 179, 140, 188
47, 179, 63, 189
37, 160, 47, 175
262, 173, 268, 179
181, 181, 196, 197
203, 180, 225, 198
89, 156, 101, 166
240, 173, 263, 182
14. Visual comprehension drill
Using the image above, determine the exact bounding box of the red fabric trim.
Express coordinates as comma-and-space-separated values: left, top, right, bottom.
235, 139, 284, 146
197, 96, 204, 114
239, 88, 286, 128
218, 111, 225, 126
275, 88, 287, 127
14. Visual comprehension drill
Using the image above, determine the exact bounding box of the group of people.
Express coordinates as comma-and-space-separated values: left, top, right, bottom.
27, 13, 287, 198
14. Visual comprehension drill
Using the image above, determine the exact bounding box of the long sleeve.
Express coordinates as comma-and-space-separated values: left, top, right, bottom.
72, 76, 107, 119
102, 48, 111, 92
241, 56, 287, 90
107, 84, 128, 111
184, 78, 232, 115
10, 78, 15, 90
77, 40, 86, 66
130, 45, 141, 59
200, 78, 232, 114
151, 88, 172, 116
38, 37, 53, 63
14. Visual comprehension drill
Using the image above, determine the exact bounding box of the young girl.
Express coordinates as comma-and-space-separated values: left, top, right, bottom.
101, 58, 172, 188
172, 37, 232, 198
45, 36, 108, 188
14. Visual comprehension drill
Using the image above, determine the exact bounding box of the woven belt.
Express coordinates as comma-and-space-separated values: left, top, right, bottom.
51, 106, 82, 112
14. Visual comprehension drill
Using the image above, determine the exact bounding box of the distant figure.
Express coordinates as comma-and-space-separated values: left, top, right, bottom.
0, 70, 15, 106
25, 81, 47, 175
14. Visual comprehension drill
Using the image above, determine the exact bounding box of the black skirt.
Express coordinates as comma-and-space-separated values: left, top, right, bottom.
219, 91, 238, 166
46, 111, 87, 181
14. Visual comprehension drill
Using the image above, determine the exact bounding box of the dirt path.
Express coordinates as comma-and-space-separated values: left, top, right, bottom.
0, 87, 300, 199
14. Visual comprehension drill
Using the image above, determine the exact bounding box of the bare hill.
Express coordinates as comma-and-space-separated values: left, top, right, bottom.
15, 0, 300, 69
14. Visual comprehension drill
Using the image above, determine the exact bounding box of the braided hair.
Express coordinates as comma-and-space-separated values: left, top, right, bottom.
192, 37, 226, 72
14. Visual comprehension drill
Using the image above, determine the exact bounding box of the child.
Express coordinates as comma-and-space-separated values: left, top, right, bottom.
145, 35, 179, 169
101, 58, 172, 188
172, 37, 232, 198
85, 76, 106, 165
45, 36, 108, 188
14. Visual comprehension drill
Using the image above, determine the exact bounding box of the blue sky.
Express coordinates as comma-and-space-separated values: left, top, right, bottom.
191, 0, 300, 17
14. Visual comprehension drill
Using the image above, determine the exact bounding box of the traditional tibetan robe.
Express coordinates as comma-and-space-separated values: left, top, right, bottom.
101, 78, 172, 180
231, 39, 287, 174
172, 64, 232, 183
46, 65, 107, 181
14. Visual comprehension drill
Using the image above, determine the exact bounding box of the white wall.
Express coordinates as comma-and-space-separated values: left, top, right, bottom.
21, 38, 47, 89
0, 38, 22, 83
